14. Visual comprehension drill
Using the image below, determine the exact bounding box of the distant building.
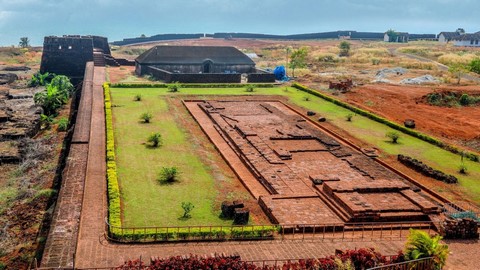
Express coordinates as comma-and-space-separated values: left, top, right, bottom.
438, 32, 461, 43
384, 32, 409, 43
135, 45, 274, 83
452, 31, 480, 47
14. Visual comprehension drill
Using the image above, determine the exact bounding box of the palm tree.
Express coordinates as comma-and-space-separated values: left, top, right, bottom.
405, 229, 449, 269
19, 37, 30, 48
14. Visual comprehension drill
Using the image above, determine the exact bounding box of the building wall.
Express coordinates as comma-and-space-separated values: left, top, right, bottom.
454, 40, 480, 47
146, 66, 242, 83
40, 36, 95, 78
138, 63, 254, 74
438, 34, 447, 43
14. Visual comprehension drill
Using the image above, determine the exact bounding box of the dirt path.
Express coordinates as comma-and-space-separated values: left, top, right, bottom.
70, 69, 478, 269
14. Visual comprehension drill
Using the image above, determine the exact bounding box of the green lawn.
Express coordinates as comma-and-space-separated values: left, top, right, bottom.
111, 92, 244, 227
111, 86, 480, 227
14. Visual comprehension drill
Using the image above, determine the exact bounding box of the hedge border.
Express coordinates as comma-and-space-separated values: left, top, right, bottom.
110, 82, 275, 89
292, 83, 479, 162
104, 83, 122, 235
104, 82, 277, 242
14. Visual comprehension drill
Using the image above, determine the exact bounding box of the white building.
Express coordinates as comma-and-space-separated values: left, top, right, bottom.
452, 32, 480, 47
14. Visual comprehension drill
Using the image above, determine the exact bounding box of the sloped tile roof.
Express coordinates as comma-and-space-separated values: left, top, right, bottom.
136, 45, 255, 65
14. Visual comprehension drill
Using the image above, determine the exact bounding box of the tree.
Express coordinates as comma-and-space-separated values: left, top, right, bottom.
339, 41, 351, 57
19, 37, 30, 48
386, 29, 398, 42
404, 229, 448, 269
448, 63, 469, 84
456, 28, 465, 35
288, 47, 308, 77
140, 34, 147, 38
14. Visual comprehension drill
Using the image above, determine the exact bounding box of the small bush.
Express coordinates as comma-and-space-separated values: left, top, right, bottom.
40, 114, 54, 129
56, 117, 68, 131
245, 86, 254, 92
158, 166, 179, 183
133, 94, 142, 101
346, 113, 354, 121
167, 82, 180, 92
147, 132, 163, 147
386, 131, 400, 143
458, 163, 468, 174
181, 202, 194, 218
469, 58, 480, 74
140, 112, 152, 123
371, 58, 381, 65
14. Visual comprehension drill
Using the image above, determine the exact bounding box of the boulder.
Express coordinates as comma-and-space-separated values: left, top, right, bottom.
0, 73, 18, 85
404, 119, 416, 128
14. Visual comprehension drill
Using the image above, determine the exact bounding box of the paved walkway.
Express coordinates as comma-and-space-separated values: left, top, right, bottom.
69, 66, 478, 269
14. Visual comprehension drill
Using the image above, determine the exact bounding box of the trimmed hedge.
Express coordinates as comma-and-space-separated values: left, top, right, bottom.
104, 83, 122, 233
107, 225, 278, 242
292, 83, 479, 162
111, 82, 275, 89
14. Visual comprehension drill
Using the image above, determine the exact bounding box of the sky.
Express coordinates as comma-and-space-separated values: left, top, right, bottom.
0, 0, 479, 46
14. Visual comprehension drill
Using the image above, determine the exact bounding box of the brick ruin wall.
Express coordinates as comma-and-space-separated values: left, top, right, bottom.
188, 100, 443, 226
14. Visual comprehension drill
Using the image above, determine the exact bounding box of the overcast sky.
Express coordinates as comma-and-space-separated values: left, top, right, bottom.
0, 0, 479, 46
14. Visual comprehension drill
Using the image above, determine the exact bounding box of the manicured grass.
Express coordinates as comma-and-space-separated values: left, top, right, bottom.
112, 87, 480, 226
111, 93, 236, 227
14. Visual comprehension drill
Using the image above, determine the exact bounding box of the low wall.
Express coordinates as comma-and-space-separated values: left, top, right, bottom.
441, 218, 479, 239
147, 66, 241, 83
247, 69, 275, 83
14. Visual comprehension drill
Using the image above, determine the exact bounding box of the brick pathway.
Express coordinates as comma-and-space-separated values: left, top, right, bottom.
51, 65, 478, 269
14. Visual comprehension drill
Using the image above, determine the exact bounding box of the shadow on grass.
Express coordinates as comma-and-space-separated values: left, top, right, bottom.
177, 216, 191, 221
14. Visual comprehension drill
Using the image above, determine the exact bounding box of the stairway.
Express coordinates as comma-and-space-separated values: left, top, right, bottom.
93, 52, 106, 67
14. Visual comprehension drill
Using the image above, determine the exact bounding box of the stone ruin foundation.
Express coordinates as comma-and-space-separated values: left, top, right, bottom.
0, 86, 42, 163
186, 100, 443, 228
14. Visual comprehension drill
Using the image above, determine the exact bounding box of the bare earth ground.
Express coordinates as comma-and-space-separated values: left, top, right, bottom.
332, 84, 480, 151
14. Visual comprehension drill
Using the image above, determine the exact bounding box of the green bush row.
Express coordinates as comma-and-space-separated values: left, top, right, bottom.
111, 82, 275, 89
292, 83, 479, 162
108, 226, 278, 242
104, 83, 122, 233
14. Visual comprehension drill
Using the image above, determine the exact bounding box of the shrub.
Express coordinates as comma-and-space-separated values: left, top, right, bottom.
245, 86, 254, 92
458, 163, 468, 174
404, 229, 448, 269
469, 58, 480, 74
40, 114, 54, 129
158, 166, 179, 183
371, 58, 381, 65
181, 202, 194, 218
147, 132, 162, 147
56, 117, 68, 131
167, 81, 180, 92
133, 94, 142, 101
386, 131, 400, 143
140, 112, 152, 123
346, 113, 354, 121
